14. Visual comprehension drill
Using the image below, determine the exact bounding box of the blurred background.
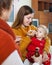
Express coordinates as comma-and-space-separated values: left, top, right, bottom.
7, 0, 52, 46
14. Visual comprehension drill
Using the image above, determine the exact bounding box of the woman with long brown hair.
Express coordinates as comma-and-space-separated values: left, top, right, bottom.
12, 5, 51, 65
12, 5, 38, 61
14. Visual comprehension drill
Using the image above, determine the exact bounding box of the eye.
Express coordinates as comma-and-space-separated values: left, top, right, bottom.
28, 18, 30, 19
39, 31, 42, 33
27, 17, 31, 19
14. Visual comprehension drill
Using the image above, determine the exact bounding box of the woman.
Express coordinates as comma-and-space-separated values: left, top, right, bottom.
12, 5, 51, 63
0, 0, 24, 65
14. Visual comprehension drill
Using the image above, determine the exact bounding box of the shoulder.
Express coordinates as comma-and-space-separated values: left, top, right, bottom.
12, 28, 18, 33
12, 28, 22, 35
0, 29, 15, 42
0, 29, 16, 50
0, 29, 11, 36
45, 37, 51, 42
12, 28, 20, 32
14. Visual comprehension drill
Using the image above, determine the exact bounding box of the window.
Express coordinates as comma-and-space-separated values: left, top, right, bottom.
48, 23, 52, 33
32, 19, 39, 27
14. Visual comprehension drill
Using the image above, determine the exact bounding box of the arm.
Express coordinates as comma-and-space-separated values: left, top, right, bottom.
43, 37, 51, 62
0, 29, 15, 64
0, 29, 24, 65
19, 36, 31, 52
44, 37, 51, 53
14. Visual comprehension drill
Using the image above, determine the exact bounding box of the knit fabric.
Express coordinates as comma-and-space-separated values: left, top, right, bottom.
0, 18, 16, 64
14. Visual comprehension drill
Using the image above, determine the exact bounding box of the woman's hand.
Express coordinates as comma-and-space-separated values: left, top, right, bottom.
27, 30, 36, 37
32, 55, 42, 64
42, 51, 49, 62
15, 36, 22, 43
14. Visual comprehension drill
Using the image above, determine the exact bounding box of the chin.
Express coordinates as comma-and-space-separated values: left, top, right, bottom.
26, 24, 29, 26
27, 25, 29, 26
24, 25, 29, 27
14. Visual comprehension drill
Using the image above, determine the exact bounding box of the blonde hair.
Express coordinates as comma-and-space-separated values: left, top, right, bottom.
38, 25, 49, 36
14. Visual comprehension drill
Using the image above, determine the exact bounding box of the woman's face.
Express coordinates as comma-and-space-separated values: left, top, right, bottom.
23, 13, 34, 26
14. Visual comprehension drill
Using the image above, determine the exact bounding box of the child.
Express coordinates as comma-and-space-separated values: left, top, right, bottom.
26, 25, 51, 65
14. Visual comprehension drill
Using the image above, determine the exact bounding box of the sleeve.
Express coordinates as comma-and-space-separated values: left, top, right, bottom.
44, 37, 51, 53
0, 29, 16, 64
19, 36, 31, 52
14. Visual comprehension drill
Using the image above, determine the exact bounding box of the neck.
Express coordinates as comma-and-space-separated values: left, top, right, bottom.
0, 16, 6, 21
21, 24, 26, 28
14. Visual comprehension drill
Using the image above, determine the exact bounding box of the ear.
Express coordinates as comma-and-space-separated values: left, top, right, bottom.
2, 8, 8, 12
1, 8, 8, 21
1, 8, 6, 15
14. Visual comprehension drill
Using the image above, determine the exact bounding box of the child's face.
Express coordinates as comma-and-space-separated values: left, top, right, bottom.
36, 27, 45, 39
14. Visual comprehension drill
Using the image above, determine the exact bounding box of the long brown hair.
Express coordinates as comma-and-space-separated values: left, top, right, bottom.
0, 0, 12, 16
12, 5, 34, 28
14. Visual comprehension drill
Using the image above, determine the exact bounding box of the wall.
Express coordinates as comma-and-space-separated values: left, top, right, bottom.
14, 0, 31, 20
7, 0, 31, 26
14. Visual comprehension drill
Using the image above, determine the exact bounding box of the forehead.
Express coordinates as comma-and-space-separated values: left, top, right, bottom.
38, 27, 45, 32
25, 13, 34, 18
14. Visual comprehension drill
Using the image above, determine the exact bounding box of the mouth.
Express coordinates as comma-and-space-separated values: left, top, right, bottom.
30, 22, 32, 25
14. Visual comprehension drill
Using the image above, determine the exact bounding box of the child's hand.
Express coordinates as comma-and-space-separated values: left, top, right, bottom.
27, 30, 36, 37
42, 51, 49, 62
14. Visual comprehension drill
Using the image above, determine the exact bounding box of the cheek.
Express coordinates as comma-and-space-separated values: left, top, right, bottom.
5, 12, 10, 21
42, 34, 45, 37
23, 20, 27, 25
23, 18, 28, 24
37, 33, 42, 37
38, 34, 41, 37
7, 11, 11, 18
40, 34, 44, 38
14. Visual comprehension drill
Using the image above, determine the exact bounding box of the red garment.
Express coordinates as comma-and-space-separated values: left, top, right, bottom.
26, 37, 51, 65
26, 37, 45, 63
0, 19, 20, 64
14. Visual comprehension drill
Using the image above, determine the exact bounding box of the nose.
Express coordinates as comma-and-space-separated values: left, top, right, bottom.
29, 18, 32, 23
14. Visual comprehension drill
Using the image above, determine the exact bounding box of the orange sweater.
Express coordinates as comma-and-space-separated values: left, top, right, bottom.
13, 25, 37, 61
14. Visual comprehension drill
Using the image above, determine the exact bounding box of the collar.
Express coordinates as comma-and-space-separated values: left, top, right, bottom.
20, 25, 31, 35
